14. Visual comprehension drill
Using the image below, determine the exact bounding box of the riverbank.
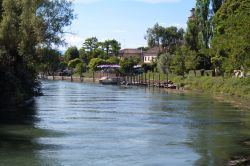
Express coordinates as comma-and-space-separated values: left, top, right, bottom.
46, 75, 99, 83
46, 75, 250, 110
170, 76, 250, 110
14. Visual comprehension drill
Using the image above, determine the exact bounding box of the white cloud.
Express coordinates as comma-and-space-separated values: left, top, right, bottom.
58, 34, 85, 52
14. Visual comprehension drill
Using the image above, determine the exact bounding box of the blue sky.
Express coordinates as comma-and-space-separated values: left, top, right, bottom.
63, 0, 196, 50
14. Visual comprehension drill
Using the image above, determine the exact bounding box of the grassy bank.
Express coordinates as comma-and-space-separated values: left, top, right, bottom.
170, 76, 250, 100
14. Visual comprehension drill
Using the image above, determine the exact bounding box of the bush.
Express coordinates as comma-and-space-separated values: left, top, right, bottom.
75, 62, 87, 74
88, 58, 106, 71
174, 76, 250, 99
68, 58, 82, 69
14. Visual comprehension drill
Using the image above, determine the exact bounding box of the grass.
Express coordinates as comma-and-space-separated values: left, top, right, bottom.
73, 71, 95, 78
173, 76, 250, 100
143, 72, 250, 100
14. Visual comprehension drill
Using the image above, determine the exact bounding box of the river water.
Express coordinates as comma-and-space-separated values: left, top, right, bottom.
1, 80, 250, 166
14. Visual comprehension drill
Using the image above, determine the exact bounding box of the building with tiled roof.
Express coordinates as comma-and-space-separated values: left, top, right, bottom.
119, 49, 143, 60
143, 47, 162, 64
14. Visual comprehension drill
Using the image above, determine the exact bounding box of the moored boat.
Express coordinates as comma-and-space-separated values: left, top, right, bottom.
99, 77, 119, 85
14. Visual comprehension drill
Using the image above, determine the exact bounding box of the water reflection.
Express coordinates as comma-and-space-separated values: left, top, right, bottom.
185, 95, 250, 165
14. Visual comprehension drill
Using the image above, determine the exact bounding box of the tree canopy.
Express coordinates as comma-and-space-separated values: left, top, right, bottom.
37, 48, 61, 75
64, 46, 79, 62
100, 39, 121, 58
0, 0, 74, 106
145, 23, 184, 53
211, 0, 250, 73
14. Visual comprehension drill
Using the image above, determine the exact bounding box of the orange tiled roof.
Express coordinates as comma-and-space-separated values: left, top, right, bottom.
144, 47, 161, 57
119, 49, 142, 54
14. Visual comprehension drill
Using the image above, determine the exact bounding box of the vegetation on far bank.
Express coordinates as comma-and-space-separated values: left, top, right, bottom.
171, 76, 250, 100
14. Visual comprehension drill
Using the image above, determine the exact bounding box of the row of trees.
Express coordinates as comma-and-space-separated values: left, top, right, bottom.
61, 37, 145, 75
150, 0, 249, 77
57, 37, 122, 74
38, 35, 144, 77
0, 0, 74, 106
64, 37, 121, 63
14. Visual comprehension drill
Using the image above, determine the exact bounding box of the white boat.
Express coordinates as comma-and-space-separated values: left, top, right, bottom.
99, 77, 119, 85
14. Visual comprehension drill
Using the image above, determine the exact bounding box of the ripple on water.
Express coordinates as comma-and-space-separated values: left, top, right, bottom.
1, 81, 250, 165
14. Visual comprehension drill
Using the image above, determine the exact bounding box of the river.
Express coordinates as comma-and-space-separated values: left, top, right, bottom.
1, 80, 250, 166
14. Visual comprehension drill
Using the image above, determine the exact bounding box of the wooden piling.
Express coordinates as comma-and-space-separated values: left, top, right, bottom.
148, 73, 151, 86
158, 73, 160, 87
153, 73, 155, 87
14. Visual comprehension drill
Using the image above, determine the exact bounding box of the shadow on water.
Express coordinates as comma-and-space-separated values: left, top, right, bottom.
0, 101, 39, 125
0, 102, 40, 148
184, 95, 250, 166
0, 102, 60, 166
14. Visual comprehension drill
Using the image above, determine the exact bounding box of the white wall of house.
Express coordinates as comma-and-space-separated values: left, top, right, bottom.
144, 56, 157, 64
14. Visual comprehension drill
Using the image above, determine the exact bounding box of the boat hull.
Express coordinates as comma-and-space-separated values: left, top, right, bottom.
99, 77, 119, 85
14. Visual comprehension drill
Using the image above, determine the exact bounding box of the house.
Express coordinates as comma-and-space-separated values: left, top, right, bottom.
143, 47, 162, 64
119, 49, 143, 60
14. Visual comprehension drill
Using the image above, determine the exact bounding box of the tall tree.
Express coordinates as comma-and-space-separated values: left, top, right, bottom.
157, 53, 172, 75
196, 0, 211, 48
145, 24, 184, 53
100, 39, 121, 58
37, 48, 61, 75
36, 0, 74, 46
184, 0, 223, 71
145, 23, 164, 48
81, 37, 106, 59
211, 0, 250, 74
64, 46, 79, 62
172, 47, 186, 77
185, 14, 200, 52
212, 0, 224, 14
79, 47, 91, 64
82, 37, 99, 55
0, 0, 74, 106
195, 0, 224, 48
